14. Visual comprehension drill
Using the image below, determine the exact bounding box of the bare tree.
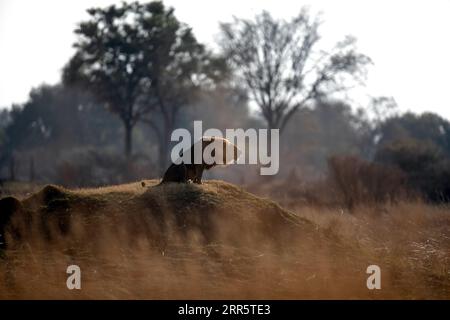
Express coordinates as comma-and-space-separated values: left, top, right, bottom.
219, 9, 371, 132
370, 96, 398, 125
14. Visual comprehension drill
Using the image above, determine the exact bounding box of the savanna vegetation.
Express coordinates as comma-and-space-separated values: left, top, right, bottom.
1, 1, 449, 299
1, 181, 449, 299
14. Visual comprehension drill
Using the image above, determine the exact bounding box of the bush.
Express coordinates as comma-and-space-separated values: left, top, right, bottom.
327, 155, 407, 210
375, 140, 450, 202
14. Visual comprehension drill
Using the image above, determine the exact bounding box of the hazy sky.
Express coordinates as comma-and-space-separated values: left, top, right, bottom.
1, 0, 449, 118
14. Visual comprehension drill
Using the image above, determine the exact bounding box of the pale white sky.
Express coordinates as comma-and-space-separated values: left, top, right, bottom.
1, 0, 449, 118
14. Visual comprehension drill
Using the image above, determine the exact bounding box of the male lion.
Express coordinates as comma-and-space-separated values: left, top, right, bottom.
160, 136, 240, 184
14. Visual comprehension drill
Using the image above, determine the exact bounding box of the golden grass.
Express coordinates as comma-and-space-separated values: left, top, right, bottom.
293, 202, 450, 299
0, 181, 449, 299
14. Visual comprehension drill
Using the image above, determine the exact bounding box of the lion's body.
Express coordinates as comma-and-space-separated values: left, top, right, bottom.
160, 136, 239, 185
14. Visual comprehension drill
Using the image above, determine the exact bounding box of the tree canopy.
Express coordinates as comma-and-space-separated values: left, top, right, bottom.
64, 1, 227, 160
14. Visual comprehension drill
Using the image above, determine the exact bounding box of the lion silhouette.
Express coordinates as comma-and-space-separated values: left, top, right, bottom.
160, 136, 241, 184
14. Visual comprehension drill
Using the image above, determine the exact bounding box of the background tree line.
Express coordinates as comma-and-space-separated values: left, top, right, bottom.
1, 1, 450, 203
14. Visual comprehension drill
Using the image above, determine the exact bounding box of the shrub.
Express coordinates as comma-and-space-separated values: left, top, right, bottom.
375, 140, 450, 202
327, 155, 407, 210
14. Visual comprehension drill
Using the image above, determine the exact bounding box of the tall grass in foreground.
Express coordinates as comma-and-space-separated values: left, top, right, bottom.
294, 201, 450, 299
1, 193, 449, 299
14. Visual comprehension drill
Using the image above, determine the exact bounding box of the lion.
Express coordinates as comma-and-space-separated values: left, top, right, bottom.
160, 136, 240, 184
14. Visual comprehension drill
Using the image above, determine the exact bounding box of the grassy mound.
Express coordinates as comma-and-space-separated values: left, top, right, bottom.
0, 180, 346, 299
1, 180, 315, 250
1, 180, 448, 299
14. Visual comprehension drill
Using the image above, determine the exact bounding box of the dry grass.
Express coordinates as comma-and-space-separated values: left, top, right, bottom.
294, 202, 450, 299
0, 181, 42, 200
0, 180, 449, 299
